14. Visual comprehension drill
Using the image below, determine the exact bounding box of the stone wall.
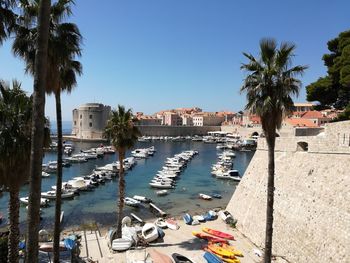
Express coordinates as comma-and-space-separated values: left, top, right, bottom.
136, 125, 221, 136
226, 121, 350, 263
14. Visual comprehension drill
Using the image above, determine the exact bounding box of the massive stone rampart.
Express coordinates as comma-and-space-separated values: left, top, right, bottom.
226, 121, 350, 263
136, 125, 221, 136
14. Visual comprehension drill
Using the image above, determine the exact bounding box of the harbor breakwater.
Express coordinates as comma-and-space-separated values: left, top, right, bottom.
136, 125, 221, 136
226, 121, 350, 262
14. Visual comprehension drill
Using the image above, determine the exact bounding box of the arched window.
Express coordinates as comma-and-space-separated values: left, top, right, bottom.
297, 141, 308, 151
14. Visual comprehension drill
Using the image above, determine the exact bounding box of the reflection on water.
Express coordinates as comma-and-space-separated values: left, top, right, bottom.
0, 141, 254, 230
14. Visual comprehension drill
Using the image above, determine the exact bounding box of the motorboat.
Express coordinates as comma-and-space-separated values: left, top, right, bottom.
124, 197, 140, 207
20, 197, 49, 207
141, 223, 159, 243
149, 182, 174, 189
65, 156, 87, 163
199, 193, 212, 200
42, 171, 50, 178
41, 190, 75, 199
215, 170, 241, 181
132, 195, 152, 203
131, 149, 148, 159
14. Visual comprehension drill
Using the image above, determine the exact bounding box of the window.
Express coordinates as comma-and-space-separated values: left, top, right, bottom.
89, 122, 92, 127
297, 141, 308, 152
80, 114, 82, 119
80, 121, 82, 127
74, 121, 76, 125
89, 114, 92, 119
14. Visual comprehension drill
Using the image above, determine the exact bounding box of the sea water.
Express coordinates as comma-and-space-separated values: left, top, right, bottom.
0, 140, 254, 230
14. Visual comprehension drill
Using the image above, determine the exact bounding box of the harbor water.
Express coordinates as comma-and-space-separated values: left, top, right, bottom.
0, 140, 254, 230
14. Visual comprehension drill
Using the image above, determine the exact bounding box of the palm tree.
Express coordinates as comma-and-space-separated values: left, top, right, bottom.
11, 0, 51, 262
13, 1, 82, 261
104, 105, 141, 238
0, 80, 32, 263
0, 0, 16, 45
240, 38, 307, 263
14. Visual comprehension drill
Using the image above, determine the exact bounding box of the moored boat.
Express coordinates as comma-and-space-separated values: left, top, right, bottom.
124, 197, 141, 207
20, 197, 49, 207
199, 193, 212, 200
156, 190, 168, 196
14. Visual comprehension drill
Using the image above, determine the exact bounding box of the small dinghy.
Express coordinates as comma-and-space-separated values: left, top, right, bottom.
141, 223, 159, 243
212, 193, 222, 199
156, 190, 168, 196
155, 218, 167, 229
183, 213, 193, 225
165, 218, 179, 230
124, 197, 141, 207
111, 238, 133, 251
193, 215, 206, 222
172, 253, 195, 263
199, 193, 212, 200
203, 210, 217, 221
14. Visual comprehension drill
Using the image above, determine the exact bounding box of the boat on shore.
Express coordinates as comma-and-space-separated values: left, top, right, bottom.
165, 218, 179, 230
199, 193, 212, 200
141, 223, 159, 243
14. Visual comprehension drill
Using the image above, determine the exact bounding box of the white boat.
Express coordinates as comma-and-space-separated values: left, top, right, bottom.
149, 182, 174, 189
154, 218, 167, 229
20, 197, 49, 207
215, 170, 241, 181
42, 171, 50, 178
132, 195, 152, 203
165, 218, 179, 230
124, 197, 141, 207
41, 190, 75, 199
141, 223, 159, 243
218, 210, 234, 224
193, 215, 206, 222
156, 190, 168, 196
199, 193, 212, 200
111, 238, 133, 251
131, 149, 148, 159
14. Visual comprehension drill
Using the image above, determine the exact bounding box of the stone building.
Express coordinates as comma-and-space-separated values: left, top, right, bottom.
72, 103, 111, 140
192, 112, 225, 126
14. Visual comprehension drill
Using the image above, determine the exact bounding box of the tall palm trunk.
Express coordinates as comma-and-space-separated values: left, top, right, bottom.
116, 151, 125, 238
264, 132, 276, 263
53, 91, 63, 263
26, 1, 51, 262
8, 189, 20, 263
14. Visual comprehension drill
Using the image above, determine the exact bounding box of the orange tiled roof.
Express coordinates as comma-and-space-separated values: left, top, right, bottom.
301, 111, 324, 119
285, 118, 318, 127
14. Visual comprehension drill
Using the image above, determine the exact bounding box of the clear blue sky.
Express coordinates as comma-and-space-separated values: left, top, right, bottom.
1, 0, 349, 121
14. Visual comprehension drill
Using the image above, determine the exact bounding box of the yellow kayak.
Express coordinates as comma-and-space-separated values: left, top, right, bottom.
221, 243, 244, 257
207, 243, 236, 258
204, 247, 240, 263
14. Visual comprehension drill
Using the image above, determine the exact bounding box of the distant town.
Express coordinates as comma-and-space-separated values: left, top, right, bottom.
69, 102, 343, 140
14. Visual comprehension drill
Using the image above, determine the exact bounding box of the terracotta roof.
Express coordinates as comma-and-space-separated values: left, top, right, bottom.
285, 118, 318, 127
249, 115, 261, 124
301, 111, 324, 119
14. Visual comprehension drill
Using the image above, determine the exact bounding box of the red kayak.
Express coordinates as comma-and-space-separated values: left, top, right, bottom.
192, 231, 228, 244
202, 227, 235, 240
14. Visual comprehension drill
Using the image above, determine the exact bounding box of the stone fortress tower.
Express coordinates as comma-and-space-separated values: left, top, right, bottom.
72, 103, 111, 140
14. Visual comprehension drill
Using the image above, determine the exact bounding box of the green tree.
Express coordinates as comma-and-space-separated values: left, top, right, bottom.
13, 1, 82, 261
0, 80, 31, 263
306, 30, 350, 110
241, 39, 307, 263
104, 105, 140, 238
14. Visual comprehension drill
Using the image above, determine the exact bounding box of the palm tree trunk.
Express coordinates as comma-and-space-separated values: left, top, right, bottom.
116, 151, 125, 238
264, 132, 276, 263
53, 91, 63, 263
25, 1, 51, 262
8, 189, 20, 263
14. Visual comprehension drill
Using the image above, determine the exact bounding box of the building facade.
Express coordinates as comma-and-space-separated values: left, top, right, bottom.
192, 113, 225, 126
72, 103, 111, 140
163, 112, 183, 126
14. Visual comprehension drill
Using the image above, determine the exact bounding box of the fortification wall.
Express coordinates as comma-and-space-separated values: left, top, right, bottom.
226, 121, 350, 263
136, 125, 221, 136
